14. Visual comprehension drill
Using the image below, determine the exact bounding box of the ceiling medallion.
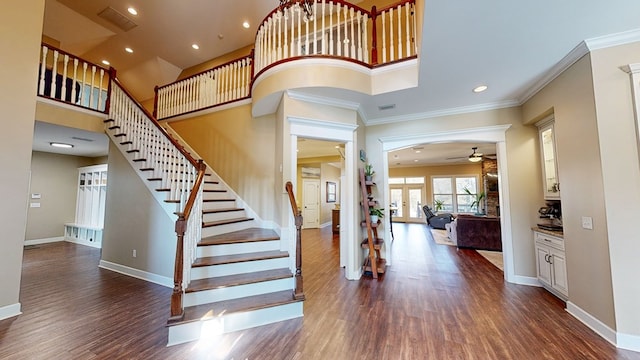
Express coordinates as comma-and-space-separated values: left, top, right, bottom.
279, 0, 314, 20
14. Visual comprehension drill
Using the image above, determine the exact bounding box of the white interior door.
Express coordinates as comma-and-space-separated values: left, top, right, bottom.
302, 179, 320, 229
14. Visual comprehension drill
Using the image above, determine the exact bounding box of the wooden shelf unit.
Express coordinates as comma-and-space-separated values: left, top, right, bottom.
64, 164, 108, 248
359, 168, 386, 278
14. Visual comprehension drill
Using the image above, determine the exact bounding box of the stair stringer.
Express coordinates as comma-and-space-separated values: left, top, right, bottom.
103, 130, 180, 221
162, 124, 279, 236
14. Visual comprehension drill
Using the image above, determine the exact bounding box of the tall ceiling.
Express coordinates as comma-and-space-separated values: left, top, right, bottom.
38, 0, 640, 159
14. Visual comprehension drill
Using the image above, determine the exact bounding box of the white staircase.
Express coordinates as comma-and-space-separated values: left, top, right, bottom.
105, 80, 303, 347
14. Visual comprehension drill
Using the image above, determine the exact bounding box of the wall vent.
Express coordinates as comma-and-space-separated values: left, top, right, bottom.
98, 6, 137, 32
378, 104, 396, 111
71, 136, 95, 142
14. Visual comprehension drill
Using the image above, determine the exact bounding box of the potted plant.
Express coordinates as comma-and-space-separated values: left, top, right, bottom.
463, 187, 486, 215
364, 164, 375, 181
434, 199, 445, 213
369, 207, 384, 223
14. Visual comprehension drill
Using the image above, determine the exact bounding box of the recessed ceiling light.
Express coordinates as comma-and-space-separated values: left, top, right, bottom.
102, 60, 110, 65
50, 142, 74, 149
125, 47, 133, 53
242, 21, 250, 29
127, 7, 137, 16
217, 34, 224, 40
473, 85, 488, 93
414, 159, 419, 162
192, 44, 200, 50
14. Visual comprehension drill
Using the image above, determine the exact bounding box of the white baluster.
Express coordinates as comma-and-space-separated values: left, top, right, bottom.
277, 13, 282, 61
405, 3, 411, 57
350, 8, 356, 59
363, 14, 369, 63
284, 10, 289, 59
321, 0, 326, 54
313, 0, 317, 55
81, 63, 88, 107
39, 46, 47, 96
51, 50, 59, 98
382, 11, 387, 63
61, 55, 69, 101
336, 3, 341, 57
233, 61, 238, 100
343, 6, 348, 57
89, 65, 96, 109
290, 8, 295, 57
71, 59, 78, 104
357, 12, 363, 62
297, 6, 302, 56
305, 7, 310, 55
389, 8, 395, 62
98, 69, 104, 111
329, 2, 334, 56
397, 5, 402, 59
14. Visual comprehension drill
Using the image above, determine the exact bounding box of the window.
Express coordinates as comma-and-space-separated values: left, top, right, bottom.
432, 176, 478, 213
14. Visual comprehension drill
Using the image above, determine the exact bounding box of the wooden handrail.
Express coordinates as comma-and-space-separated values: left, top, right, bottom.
375, 0, 415, 15
285, 182, 305, 300
111, 78, 199, 168
40, 43, 111, 74
170, 160, 206, 320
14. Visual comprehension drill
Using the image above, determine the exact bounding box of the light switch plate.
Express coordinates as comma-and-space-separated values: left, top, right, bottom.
30, 202, 41, 208
581, 216, 593, 230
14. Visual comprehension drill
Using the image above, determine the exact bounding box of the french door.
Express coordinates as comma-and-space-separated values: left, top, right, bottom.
389, 185, 424, 223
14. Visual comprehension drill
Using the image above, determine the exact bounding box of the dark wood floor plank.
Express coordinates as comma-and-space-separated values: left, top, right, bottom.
1, 224, 639, 359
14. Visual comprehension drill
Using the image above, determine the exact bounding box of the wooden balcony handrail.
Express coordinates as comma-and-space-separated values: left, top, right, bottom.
285, 181, 305, 300
40, 43, 111, 74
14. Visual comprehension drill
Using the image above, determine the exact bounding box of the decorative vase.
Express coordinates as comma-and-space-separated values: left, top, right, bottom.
370, 215, 379, 223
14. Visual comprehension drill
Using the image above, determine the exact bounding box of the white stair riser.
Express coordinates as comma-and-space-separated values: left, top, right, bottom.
202, 201, 238, 211
184, 278, 293, 306
201, 220, 255, 237
190, 257, 290, 279
202, 192, 233, 200
202, 210, 246, 223
197, 240, 280, 257
167, 302, 303, 347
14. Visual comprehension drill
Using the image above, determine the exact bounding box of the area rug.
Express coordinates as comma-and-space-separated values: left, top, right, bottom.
476, 250, 504, 271
430, 229, 454, 246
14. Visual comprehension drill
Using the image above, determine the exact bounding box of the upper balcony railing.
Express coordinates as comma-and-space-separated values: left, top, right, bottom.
37, 44, 113, 113
154, 0, 417, 120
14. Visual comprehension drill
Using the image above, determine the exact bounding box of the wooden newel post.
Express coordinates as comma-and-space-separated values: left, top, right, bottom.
153, 85, 159, 119
104, 67, 117, 114
370, 6, 378, 65
285, 182, 305, 300
169, 214, 186, 321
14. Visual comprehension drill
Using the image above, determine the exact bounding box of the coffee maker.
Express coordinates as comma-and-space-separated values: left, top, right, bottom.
537, 202, 563, 231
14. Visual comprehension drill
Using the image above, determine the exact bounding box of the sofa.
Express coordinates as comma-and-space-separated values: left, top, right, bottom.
453, 215, 502, 251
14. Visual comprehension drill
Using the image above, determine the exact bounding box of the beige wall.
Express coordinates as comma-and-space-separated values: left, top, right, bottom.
25, 152, 104, 241
590, 42, 640, 338
168, 104, 277, 221
0, 0, 46, 314
35, 101, 105, 133
101, 143, 175, 278
522, 54, 616, 329
295, 160, 342, 225
366, 107, 542, 277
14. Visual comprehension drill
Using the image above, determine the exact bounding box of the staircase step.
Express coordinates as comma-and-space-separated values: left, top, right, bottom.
205, 180, 219, 185
108, 125, 120, 130
103, 119, 114, 124
199, 228, 279, 246
120, 140, 133, 145
192, 250, 288, 267
126, 149, 140, 153
169, 290, 301, 326
186, 268, 292, 293
202, 208, 244, 215
203, 198, 236, 202
133, 158, 146, 162
203, 217, 254, 228
203, 189, 227, 193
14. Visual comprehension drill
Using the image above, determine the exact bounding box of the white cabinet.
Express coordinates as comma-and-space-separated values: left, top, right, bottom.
537, 118, 560, 200
534, 230, 568, 299
65, 164, 108, 248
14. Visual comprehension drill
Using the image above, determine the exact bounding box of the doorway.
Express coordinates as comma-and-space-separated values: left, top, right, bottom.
302, 179, 320, 229
389, 183, 425, 223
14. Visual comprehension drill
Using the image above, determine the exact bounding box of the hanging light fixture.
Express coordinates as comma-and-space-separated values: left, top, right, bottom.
279, 0, 314, 20
468, 147, 483, 162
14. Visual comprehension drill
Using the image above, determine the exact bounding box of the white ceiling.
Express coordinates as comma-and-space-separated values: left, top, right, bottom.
38, 0, 640, 159
32, 121, 109, 157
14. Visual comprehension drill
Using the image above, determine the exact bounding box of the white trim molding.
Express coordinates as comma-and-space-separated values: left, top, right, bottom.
0, 303, 22, 321
286, 90, 361, 112
566, 301, 617, 347
24, 236, 64, 246
99, 260, 173, 288
617, 333, 640, 353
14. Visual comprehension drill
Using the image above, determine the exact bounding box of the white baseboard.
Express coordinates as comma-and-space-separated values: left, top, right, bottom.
24, 236, 64, 246
617, 333, 640, 352
0, 303, 22, 321
507, 274, 541, 287
65, 238, 101, 249
566, 301, 617, 347
99, 260, 173, 288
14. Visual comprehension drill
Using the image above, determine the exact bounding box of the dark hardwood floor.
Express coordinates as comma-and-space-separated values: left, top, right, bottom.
2, 224, 639, 359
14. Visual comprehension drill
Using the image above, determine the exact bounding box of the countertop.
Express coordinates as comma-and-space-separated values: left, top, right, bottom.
532, 227, 564, 239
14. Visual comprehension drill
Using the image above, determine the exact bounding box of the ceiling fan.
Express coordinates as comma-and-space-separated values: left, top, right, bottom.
446, 147, 496, 162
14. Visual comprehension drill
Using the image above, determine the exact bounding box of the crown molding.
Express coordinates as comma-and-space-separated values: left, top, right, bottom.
364, 100, 520, 126
519, 28, 640, 104
286, 90, 361, 111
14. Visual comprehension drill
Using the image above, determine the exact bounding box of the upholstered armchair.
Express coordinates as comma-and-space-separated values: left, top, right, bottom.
422, 205, 454, 230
